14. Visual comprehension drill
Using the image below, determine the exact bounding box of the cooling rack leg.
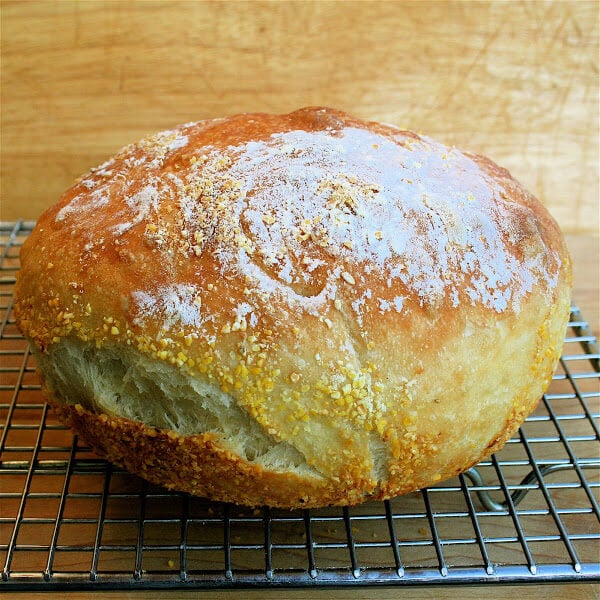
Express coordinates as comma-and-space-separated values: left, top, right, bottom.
465, 463, 600, 512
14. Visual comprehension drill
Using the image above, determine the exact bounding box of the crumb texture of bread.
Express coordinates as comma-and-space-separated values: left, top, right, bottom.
15, 107, 572, 508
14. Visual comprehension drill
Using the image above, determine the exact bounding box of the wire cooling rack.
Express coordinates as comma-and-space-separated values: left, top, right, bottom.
0, 221, 599, 590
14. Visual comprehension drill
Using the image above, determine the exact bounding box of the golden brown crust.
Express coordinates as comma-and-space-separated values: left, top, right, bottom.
49, 397, 348, 508
14, 107, 572, 508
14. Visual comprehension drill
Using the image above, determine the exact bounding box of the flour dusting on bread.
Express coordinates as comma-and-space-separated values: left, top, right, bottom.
15, 107, 571, 508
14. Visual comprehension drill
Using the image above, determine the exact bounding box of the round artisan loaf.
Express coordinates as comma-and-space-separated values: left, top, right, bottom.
15, 107, 571, 508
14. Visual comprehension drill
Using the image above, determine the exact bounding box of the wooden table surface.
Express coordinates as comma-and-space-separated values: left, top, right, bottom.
7, 583, 600, 600
566, 234, 599, 340
1, 1, 598, 598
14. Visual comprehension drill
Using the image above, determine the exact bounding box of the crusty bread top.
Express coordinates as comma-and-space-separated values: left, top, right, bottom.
15, 107, 571, 491
29, 106, 564, 315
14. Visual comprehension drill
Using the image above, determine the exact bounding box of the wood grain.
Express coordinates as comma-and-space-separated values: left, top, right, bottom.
5, 583, 600, 600
1, 0, 598, 233
566, 233, 599, 338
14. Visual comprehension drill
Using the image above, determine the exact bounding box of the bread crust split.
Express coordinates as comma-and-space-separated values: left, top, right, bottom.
15, 107, 572, 508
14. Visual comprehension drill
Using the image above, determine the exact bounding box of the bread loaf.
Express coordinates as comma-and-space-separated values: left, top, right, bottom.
14, 107, 571, 508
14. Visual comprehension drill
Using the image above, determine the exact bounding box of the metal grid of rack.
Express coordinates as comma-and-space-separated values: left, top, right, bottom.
1, 221, 598, 590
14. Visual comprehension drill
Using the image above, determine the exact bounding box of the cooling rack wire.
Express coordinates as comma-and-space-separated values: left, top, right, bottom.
0, 221, 598, 590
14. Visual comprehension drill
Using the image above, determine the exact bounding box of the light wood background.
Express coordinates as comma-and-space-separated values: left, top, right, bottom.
7, 584, 600, 600
1, 0, 598, 234
0, 3, 598, 598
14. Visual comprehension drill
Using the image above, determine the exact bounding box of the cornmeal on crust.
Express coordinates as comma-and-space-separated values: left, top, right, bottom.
14, 107, 572, 508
